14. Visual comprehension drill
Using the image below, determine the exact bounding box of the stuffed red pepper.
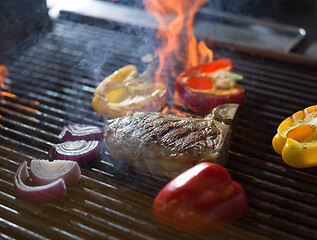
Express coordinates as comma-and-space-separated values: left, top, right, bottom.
175, 59, 246, 113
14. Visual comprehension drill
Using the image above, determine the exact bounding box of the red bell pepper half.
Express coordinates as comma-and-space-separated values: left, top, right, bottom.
153, 162, 248, 233
175, 59, 246, 114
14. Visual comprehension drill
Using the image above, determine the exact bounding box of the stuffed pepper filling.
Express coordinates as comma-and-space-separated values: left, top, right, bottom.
175, 59, 246, 114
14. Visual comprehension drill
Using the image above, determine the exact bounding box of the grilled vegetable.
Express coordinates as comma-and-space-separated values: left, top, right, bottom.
59, 124, 103, 142
175, 59, 245, 113
49, 140, 101, 164
14, 161, 67, 203
272, 105, 317, 168
92, 65, 169, 118
153, 162, 248, 233
30, 159, 81, 186
104, 104, 239, 178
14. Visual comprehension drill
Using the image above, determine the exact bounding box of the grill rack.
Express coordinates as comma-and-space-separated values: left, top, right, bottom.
0, 18, 317, 240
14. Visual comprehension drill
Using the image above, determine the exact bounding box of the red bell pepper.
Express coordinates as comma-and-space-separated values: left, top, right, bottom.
153, 162, 248, 233
175, 59, 246, 114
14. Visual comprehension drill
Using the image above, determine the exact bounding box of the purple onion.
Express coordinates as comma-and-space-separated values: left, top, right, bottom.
49, 140, 101, 164
14, 161, 66, 203
59, 124, 103, 142
30, 159, 81, 186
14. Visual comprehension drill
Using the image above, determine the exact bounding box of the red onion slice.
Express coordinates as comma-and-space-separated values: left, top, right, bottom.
49, 140, 101, 164
30, 159, 81, 186
14, 161, 66, 203
59, 124, 103, 142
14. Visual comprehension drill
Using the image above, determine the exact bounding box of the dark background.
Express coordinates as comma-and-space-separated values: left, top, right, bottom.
105, 0, 317, 41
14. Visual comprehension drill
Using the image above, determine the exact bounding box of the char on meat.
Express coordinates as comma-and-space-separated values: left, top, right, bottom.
104, 104, 239, 178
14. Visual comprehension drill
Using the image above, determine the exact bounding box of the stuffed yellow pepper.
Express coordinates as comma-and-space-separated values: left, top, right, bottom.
92, 65, 169, 119
272, 105, 317, 168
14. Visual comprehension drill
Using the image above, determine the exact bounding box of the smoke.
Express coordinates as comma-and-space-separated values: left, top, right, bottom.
205, 0, 268, 18
0, 0, 50, 62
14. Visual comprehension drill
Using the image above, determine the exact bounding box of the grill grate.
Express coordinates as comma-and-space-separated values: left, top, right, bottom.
0, 18, 317, 240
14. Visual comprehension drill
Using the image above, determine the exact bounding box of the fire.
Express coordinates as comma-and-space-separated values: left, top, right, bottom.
143, 0, 213, 84
0, 65, 10, 100
0, 65, 40, 116
0, 65, 9, 88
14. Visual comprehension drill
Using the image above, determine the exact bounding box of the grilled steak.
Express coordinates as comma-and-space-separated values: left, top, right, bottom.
104, 104, 239, 178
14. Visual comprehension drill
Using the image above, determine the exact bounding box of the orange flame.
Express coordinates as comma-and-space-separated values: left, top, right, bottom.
144, 0, 213, 84
0, 65, 40, 115
0, 65, 9, 88
0, 65, 9, 101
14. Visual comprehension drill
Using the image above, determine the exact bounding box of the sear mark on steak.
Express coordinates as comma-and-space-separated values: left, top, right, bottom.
104, 104, 239, 178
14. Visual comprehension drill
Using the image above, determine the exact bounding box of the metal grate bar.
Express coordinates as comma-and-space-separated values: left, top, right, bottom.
0, 18, 316, 240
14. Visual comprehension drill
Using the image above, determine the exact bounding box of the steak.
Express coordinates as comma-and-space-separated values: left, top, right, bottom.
104, 104, 239, 178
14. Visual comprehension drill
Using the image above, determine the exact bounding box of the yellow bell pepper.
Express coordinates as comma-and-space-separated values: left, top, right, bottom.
272, 105, 317, 168
92, 65, 169, 118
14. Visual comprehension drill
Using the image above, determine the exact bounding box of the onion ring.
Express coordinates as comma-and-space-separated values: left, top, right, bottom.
14, 161, 66, 203
49, 140, 101, 164
59, 124, 103, 142
30, 159, 81, 186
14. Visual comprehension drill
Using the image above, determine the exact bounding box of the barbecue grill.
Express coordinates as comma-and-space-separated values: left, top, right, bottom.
1, 1, 317, 240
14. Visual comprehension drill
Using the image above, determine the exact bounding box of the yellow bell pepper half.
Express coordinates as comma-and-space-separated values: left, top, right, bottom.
272, 105, 317, 168
92, 65, 169, 119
